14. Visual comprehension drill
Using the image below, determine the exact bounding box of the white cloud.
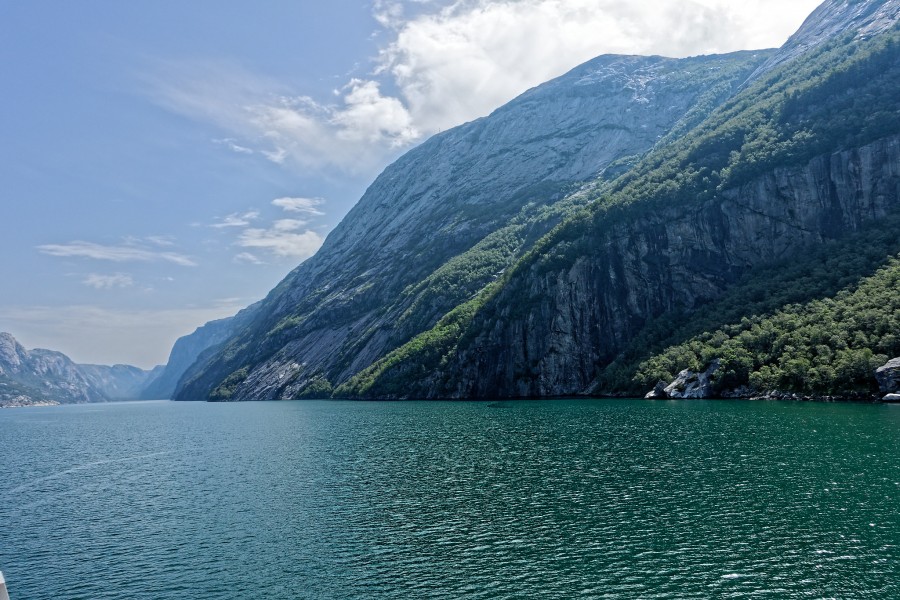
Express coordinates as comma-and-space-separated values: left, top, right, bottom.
211, 211, 260, 228
38, 241, 197, 267
272, 197, 325, 216
237, 226, 324, 259
210, 198, 327, 263
149, 0, 820, 173
375, 0, 822, 133
244, 80, 416, 172
83, 273, 135, 290
272, 219, 308, 232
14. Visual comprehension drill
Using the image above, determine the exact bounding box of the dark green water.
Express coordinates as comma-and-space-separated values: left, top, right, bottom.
1, 399, 898, 599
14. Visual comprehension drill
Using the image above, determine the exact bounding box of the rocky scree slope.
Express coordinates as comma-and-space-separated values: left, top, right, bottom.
174, 51, 770, 400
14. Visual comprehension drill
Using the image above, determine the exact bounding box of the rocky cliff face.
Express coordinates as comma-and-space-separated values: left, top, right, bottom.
0, 332, 153, 406
175, 51, 770, 401
415, 136, 900, 398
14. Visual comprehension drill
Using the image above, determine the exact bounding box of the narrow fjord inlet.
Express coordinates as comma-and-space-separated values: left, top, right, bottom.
2, 0, 900, 598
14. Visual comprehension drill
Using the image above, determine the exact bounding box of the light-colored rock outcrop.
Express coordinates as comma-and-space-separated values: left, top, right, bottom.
875, 357, 900, 392
648, 360, 721, 400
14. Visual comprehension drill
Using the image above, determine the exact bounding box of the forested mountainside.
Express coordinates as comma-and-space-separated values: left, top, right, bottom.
173, 50, 771, 400
0, 333, 153, 406
174, 0, 900, 402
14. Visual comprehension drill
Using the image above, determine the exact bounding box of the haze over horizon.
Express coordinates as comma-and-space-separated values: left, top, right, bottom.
1, 0, 821, 368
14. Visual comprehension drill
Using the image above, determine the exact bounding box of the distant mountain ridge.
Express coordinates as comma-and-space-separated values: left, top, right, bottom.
0, 332, 154, 407
139, 302, 260, 399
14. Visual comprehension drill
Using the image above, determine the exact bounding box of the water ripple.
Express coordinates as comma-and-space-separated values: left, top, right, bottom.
1, 399, 898, 599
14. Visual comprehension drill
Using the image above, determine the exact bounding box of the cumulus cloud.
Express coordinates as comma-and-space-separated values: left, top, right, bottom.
374, 0, 821, 132
38, 241, 197, 267
150, 0, 820, 173
243, 79, 417, 172
83, 273, 135, 290
272, 197, 325, 216
237, 222, 324, 259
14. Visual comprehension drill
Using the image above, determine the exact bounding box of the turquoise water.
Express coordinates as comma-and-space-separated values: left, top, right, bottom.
1, 399, 898, 599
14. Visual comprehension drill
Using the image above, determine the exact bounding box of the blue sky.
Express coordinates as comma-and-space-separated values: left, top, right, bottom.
0, 0, 821, 368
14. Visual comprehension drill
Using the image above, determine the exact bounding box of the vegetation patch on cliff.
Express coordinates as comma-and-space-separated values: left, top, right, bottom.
635, 255, 900, 397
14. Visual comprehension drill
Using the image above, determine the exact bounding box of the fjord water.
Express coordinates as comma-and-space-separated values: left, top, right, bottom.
1, 400, 897, 599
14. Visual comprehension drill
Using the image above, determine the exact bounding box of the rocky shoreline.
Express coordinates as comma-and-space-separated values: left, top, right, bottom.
644, 357, 900, 403
0, 397, 61, 408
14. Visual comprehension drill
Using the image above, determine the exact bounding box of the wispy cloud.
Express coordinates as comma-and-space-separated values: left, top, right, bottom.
38, 241, 197, 267
233, 252, 264, 265
213, 137, 255, 155
145, 235, 176, 247
210, 211, 260, 228
148, 0, 819, 175
83, 273, 135, 290
272, 197, 325, 216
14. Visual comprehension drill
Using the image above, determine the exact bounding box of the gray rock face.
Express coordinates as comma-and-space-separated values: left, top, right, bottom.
176, 51, 770, 401
874, 357, 900, 392
0, 332, 153, 405
644, 381, 669, 399
881, 393, 900, 402
425, 135, 900, 398
0, 332, 26, 374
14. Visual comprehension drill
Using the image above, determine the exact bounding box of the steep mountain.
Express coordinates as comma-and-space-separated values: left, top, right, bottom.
179, 0, 900, 402
139, 302, 259, 399
339, 0, 900, 399
0, 332, 154, 406
175, 50, 771, 401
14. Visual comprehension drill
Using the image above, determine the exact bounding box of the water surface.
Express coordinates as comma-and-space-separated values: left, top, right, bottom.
1, 399, 898, 599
